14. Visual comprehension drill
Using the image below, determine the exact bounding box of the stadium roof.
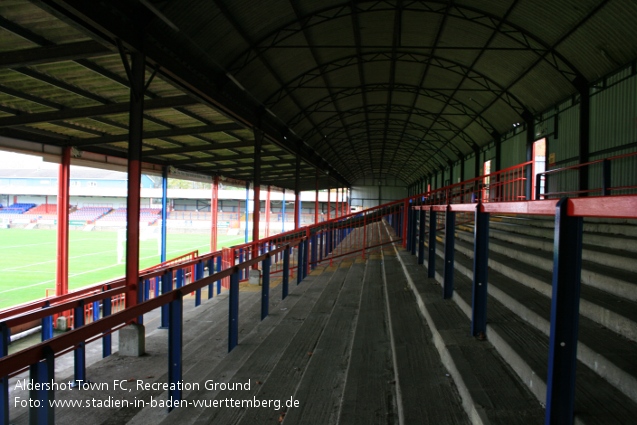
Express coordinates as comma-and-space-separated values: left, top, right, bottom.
0, 1, 635, 190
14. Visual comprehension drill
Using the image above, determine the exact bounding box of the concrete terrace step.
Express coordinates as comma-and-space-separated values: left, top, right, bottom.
393, 248, 544, 424
424, 243, 637, 424
380, 246, 469, 424
448, 234, 637, 343
436, 240, 637, 406
455, 227, 637, 301
155, 262, 345, 425
490, 217, 637, 253
8, 284, 272, 424
459, 223, 637, 275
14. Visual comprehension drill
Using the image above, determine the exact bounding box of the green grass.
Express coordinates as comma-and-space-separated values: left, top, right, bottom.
0, 229, 246, 309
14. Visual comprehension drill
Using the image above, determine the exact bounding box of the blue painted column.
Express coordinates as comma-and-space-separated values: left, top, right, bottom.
471, 205, 489, 336
161, 166, 168, 263
427, 210, 437, 278
228, 270, 240, 352
545, 198, 584, 425
297, 241, 304, 285
282, 246, 290, 300
195, 261, 203, 306
216, 256, 222, 294
73, 301, 86, 385
443, 207, 455, 299
160, 270, 173, 329
418, 209, 426, 265
168, 292, 183, 411
261, 255, 271, 320
29, 347, 54, 424
102, 289, 112, 357
310, 233, 317, 270
207, 259, 214, 299
41, 302, 53, 341
410, 208, 418, 255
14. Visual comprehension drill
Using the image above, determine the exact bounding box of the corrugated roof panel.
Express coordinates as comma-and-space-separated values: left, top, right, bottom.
558, 0, 637, 82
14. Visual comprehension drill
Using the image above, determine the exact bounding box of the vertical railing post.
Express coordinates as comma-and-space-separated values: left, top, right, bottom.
443, 207, 456, 299
410, 208, 418, 255
195, 261, 203, 307
297, 240, 304, 285
72, 300, 86, 385
207, 259, 214, 299
282, 246, 290, 300
0, 323, 9, 425
427, 210, 437, 278
176, 268, 184, 289
402, 200, 409, 248
601, 159, 611, 196
545, 198, 583, 425
228, 269, 240, 352
216, 256, 222, 294
471, 204, 489, 336
102, 288, 112, 358
261, 255, 271, 320
418, 209, 426, 265
29, 347, 55, 424
310, 233, 318, 270
143, 279, 150, 302
303, 238, 310, 279
168, 291, 183, 411
160, 270, 173, 329
137, 278, 144, 325
42, 302, 53, 341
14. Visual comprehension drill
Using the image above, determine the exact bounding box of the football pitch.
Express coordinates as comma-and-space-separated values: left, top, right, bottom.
0, 228, 246, 309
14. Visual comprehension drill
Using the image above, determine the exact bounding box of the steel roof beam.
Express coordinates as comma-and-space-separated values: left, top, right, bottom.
0, 95, 197, 128
65, 123, 243, 147
0, 40, 111, 69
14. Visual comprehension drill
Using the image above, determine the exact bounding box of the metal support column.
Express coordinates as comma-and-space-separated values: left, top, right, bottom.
327, 182, 331, 221
161, 166, 168, 263
124, 50, 145, 313
265, 185, 271, 237
315, 173, 319, 224
545, 198, 584, 425
577, 78, 590, 196
472, 205, 489, 336
443, 207, 455, 299
281, 189, 286, 233
294, 155, 301, 230
211, 175, 219, 252
56, 146, 71, 297
252, 128, 263, 259
244, 181, 250, 243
